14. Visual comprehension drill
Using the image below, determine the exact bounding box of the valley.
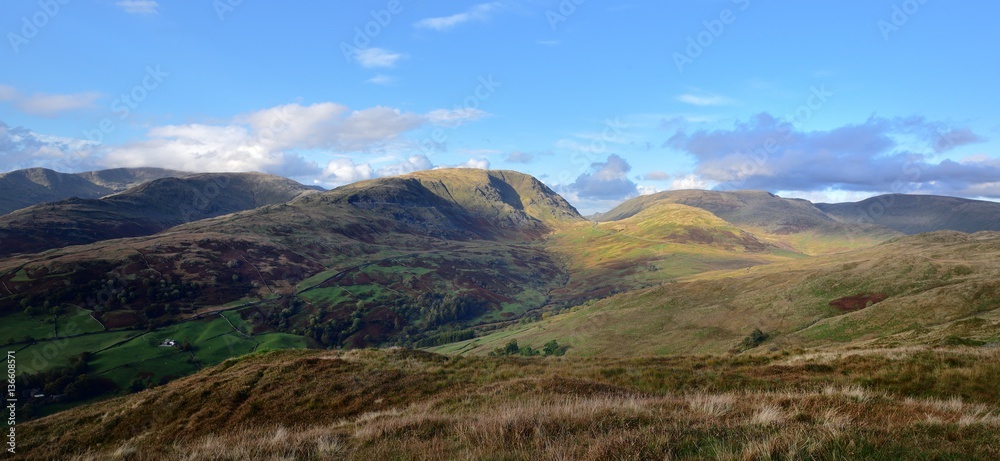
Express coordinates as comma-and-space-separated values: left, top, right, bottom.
0, 167, 998, 459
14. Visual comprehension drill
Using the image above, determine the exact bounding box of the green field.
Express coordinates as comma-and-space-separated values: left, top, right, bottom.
18, 330, 141, 375
12, 312, 310, 393
0, 307, 104, 345
87, 316, 306, 388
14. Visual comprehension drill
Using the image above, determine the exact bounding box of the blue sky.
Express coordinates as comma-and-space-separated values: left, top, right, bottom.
2, 0, 998, 213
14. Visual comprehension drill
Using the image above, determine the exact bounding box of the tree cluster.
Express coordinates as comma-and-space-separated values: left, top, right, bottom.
489, 339, 568, 357
18, 352, 118, 418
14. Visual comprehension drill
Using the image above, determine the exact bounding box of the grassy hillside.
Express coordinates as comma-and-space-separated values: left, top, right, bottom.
6, 168, 1000, 444
0, 167, 184, 216
543, 203, 804, 307
0, 173, 318, 257
14, 347, 999, 460
0, 169, 587, 394
435, 231, 1000, 357
596, 190, 900, 255
819, 193, 1000, 234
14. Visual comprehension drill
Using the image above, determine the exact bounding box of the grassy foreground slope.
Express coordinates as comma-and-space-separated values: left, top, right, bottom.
16, 348, 1000, 460
436, 231, 1000, 356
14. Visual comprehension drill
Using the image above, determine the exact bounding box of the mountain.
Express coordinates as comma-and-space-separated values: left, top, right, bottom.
543, 202, 800, 306
0, 169, 584, 356
0, 173, 320, 258
5, 168, 1000, 430
596, 202, 772, 252
818, 194, 1000, 235
596, 190, 833, 232
437, 231, 1000, 356
0, 167, 186, 215
595, 190, 901, 255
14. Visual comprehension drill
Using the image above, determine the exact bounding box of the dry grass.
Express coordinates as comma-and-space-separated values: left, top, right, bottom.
57, 388, 1000, 460
438, 232, 1000, 357
12, 347, 999, 460
687, 392, 734, 417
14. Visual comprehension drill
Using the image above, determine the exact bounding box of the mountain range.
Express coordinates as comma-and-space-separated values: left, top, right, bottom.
2, 167, 999, 459
0, 172, 319, 257
0, 167, 185, 216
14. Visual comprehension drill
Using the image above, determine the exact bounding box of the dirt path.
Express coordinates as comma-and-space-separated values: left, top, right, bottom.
242, 255, 274, 294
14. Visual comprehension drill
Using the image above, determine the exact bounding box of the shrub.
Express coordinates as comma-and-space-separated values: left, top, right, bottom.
739, 329, 769, 351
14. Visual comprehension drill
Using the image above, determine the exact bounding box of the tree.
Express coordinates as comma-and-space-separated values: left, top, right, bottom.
504, 340, 520, 356
543, 340, 567, 356
128, 378, 147, 393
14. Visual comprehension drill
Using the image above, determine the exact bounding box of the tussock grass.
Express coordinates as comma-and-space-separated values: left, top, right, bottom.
687, 392, 734, 417
14, 347, 999, 460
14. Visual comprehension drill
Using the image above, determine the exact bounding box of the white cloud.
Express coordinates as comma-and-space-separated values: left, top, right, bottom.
0, 121, 99, 172
666, 113, 995, 196
313, 154, 491, 188
8, 91, 101, 117
101, 103, 453, 175
677, 93, 733, 106
426, 108, 490, 127
376, 155, 434, 177
568, 154, 639, 200
456, 158, 490, 170
367, 75, 396, 86
7, 98, 494, 186
341, 106, 426, 150
116, 0, 159, 15
637, 185, 659, 196
354, 48, 404, 68
668, 174, 711, 190
236, 103, 424, 152
323, 158, 374, 184
414, 3, 503, 31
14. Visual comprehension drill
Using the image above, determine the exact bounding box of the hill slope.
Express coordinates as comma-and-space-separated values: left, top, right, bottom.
596, 190, 900, 255
0, 173, 319, 257
0, 169, 584, 356
437, 231, 1000, 357
14, 347, 999, 460
818, 193, 1000, 234
0, 167, 185, 215
597, 190, 832, 232
544, 202, 799, 306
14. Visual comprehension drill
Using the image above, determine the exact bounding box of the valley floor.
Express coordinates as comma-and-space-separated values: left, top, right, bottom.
17, 346, 1000, 460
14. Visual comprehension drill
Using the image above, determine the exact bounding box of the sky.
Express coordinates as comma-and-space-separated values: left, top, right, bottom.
2, 0, 999, 214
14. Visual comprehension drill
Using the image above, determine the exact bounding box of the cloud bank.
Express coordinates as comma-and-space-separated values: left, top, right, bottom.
665, 113, 996, 198
568, 154, 639, 200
